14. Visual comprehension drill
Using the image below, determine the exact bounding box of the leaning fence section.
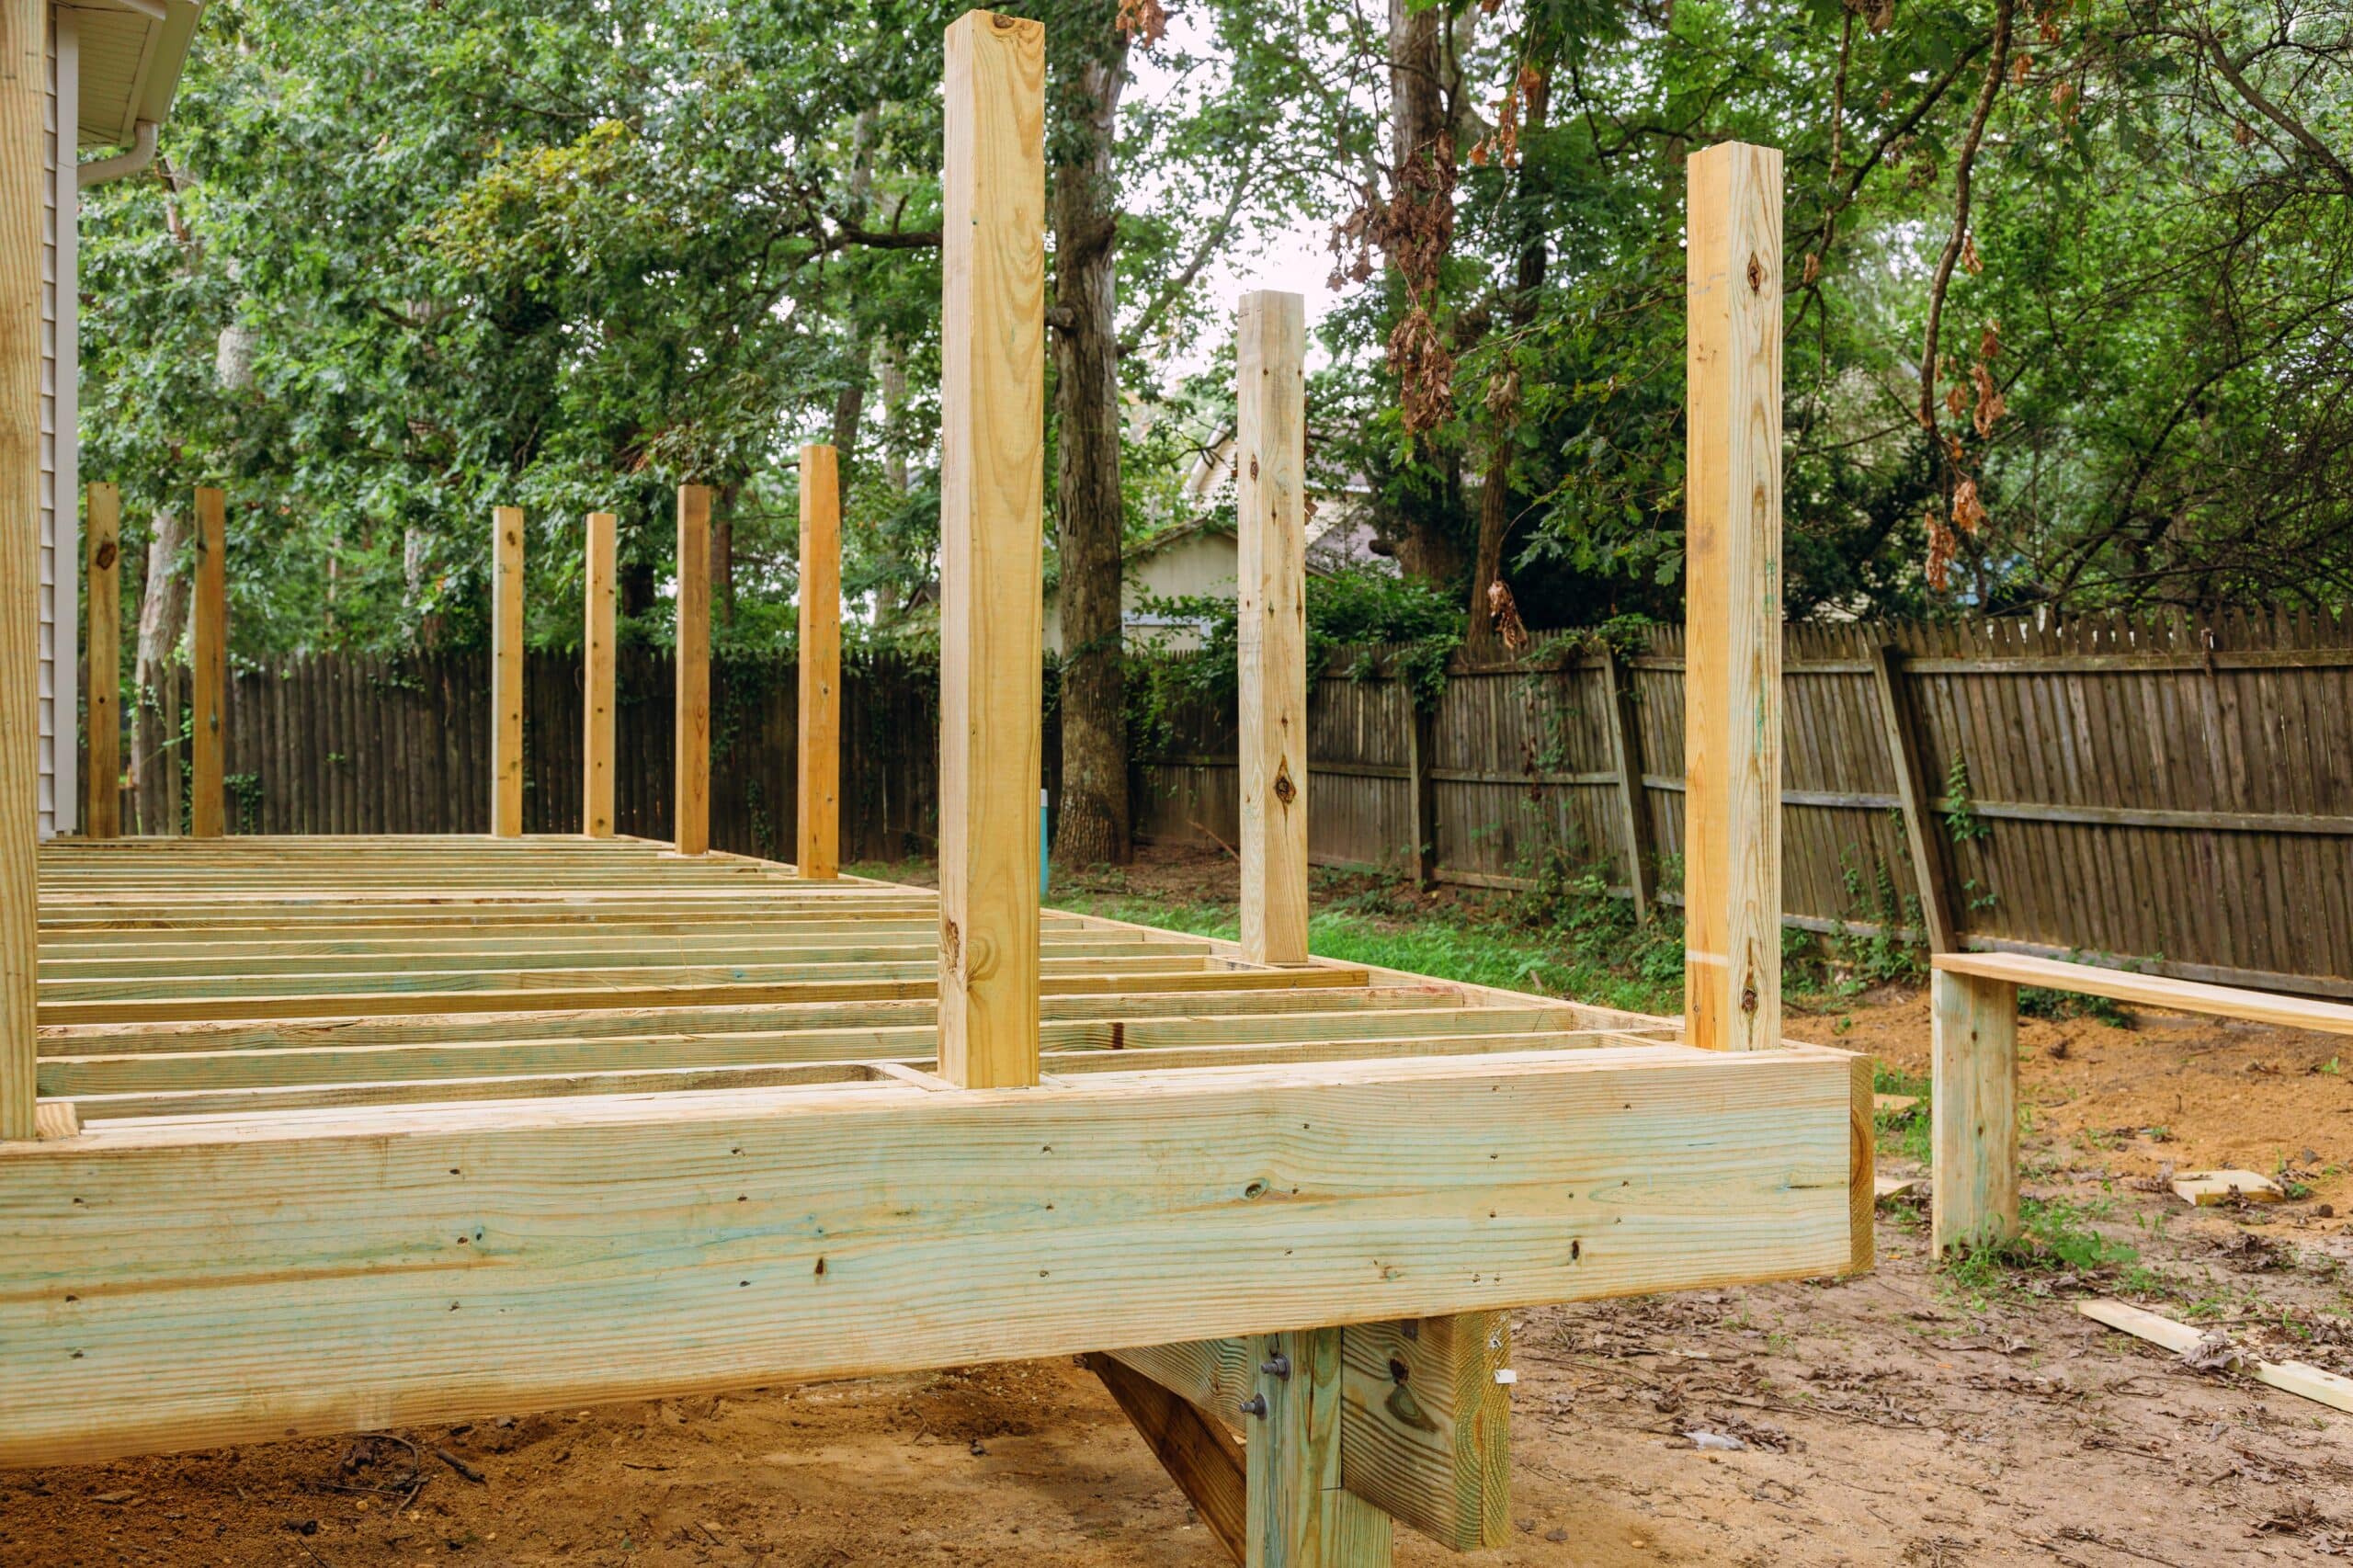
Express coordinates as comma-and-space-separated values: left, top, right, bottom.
1136, 608, 2353, 998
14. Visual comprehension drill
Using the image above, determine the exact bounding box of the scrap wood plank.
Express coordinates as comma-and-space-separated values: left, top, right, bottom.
2170, 1169, 2284, 1206
2080, 1299, 2353, 1415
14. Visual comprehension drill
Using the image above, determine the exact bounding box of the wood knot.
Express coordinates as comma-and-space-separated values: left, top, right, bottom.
92, 541, 118, 572
1249, 457, 1259, 481
1746, 255, 1764, 292
940, 916, 961, 973
1272, 762, 1296, 807
1740, 980, 1759, 1015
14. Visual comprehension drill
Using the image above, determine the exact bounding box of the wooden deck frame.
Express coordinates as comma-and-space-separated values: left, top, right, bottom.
7, 21, 1855, 1559
4, 833, 1866, 1478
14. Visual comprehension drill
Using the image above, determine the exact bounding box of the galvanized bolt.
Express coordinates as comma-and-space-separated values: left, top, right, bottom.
1239, 1393, 1268, 1418
1259, 1353, 1291, 1381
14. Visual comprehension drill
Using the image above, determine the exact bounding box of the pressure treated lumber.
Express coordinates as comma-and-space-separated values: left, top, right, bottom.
1086, 1353, 1248, 1562
937, 8, 1046, 1087
1934, 949, 2353, 1037
1113, 1313, 1511, 1551
1681, 141, 1782, 1053
1246, 1326, 1392, 1565
2080, 1299, 2353, 1415
189, 487, 227, 838
84, 483, 121, 837
0, 0, 35, 1141
797, 444, 840, 879
583, 510, 617, 837
1930, 966, 2017, 1254
675, 483, 712, 855
489, 506, 525, 836
1237, 290, 1309, 967
0, 1040, 1859, 1468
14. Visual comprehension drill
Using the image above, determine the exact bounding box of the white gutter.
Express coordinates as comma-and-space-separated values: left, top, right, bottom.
77, 119, 158, 188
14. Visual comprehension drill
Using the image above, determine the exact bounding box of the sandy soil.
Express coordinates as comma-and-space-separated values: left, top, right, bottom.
10, 848, 2353, 1566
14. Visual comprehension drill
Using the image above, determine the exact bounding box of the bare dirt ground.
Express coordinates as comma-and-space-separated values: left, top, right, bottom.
9, 848, 2353, 1566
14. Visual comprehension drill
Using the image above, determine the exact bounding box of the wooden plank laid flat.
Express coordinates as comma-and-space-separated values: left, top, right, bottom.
937, 8, 1047, 1088
2080, 1299, 2353, 1415
190, 487, 228, 838
583, 509, 617, 836
1681, 141, 1782, 1053
797, 443, 841, 879
489, 506, 526, 836
1933, 949, 2353, 1036
0, 0, 32, 1140
85, 483, 121, 838
0, 1041, 1859, 1468
675, 483, 711, 855
1236, 289, 1309, 967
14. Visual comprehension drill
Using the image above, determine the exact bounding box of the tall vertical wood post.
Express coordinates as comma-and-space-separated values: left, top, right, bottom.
1682, 142, 1783, 1053
582, 510, 617, 837
1932, 969, 2018, 1254
1600, 650, 1656, 922
937, 9, 1045, 1089
84, 483, 119, 837
1870, 642, 1960, 953
0, 0, 40, 1138
1237, 289, 1309, 966
797, 444, 841, 879
489, 506, 525, 837
188, 486, 227, 838
674, 483, 711, 856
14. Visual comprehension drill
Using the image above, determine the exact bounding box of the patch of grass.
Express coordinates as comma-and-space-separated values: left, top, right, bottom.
1941, 1196, 2139, 1299
2019, 985, 2129, 1026
1872, 1062, 1931, 1167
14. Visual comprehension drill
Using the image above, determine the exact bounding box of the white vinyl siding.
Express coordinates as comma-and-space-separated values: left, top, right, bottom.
37, 6, 78, 838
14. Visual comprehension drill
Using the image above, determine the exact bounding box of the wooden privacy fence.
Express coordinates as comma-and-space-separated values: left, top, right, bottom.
189, 649, 949, 862
1137, 609, 2353, 999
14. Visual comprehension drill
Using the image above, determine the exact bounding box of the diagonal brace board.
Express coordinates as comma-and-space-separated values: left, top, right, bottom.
0, 1041, 1860, 1469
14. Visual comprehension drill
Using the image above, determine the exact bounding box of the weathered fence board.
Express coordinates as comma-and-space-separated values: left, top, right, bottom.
1139, 609, 2353, 998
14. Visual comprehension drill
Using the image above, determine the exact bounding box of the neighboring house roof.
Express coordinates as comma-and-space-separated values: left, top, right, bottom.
68, 0, 203, 152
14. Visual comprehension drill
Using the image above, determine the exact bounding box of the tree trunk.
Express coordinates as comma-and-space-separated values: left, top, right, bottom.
1466, 62, 1551, 660
879, 339, 909, 501
133, 506, 190, 835
1051, 41, 1132, 869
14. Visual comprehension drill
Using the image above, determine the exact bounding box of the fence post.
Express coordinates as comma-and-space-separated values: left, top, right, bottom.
1682, 141, 1782, 1052
1599, 648, 1655, 922
489, 505, 525, 837
1870, 642, 1959, 953
1237, 288, 1309, 965
675, 483, 711, 856
0, 0, 37, 1138
583, 509, 617, 837
797, 444, 840, 879
1404, 688, 1437, 890
938, 8, 1045, 1087
84, 483, 119, 837
189, 486, 227, 838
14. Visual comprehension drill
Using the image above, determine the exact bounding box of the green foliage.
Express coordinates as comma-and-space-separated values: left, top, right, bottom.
1944, 1197, 2139, 1298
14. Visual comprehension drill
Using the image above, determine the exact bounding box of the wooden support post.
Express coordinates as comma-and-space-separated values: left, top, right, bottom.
188, 486, 226, 838
0, 0, 37, 1140
84, 483, 120, 838
1237, 289, 1308, 966
1682, 142, 1782, 1053
1086, 1354, 1247, 1563
489, 505, 525, 837
1246, 1327, 1392, 1566
797, 444, 840, 879
1870, 642, 1959, 953
1931, 967, 2018, 1254
1403, 699, 1436, 891
937, 8, 1045, 1088
674, 483, 711, 856
582, 510, 617, 837
1599, 651, 1655, 922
